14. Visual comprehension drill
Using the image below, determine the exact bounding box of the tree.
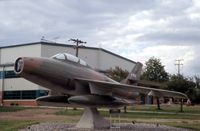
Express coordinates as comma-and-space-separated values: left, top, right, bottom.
106, 66, 129, 113
186, 87, 200, 103
167, 74, 195, 93
106, 66, 129, 82
194, 75, 200, 89
141, 57, 169, 82
140, 57, 169, 110
167, 74, 200, 103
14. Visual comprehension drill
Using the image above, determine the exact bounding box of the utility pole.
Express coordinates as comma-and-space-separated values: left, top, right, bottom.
175, 59, 184, 75
68, 39, 86, 57
175, 59, 184, 112
68, 39, 86, 111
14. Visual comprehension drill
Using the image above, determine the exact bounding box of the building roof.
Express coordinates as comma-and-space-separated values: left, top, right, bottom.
0, 41, 136, 64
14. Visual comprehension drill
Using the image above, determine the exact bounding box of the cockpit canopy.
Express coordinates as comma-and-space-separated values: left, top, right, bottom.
51, 53, 88, 66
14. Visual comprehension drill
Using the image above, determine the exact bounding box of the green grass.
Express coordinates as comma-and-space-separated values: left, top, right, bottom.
129, 105, 200, 114
0, 120, 39, 131
56, 108, 200, 120
55, 105, 200, 130
55, 108, 83, 116
0, 105, 199, 130
111, 112, 199, 119
0, 106, 31, 112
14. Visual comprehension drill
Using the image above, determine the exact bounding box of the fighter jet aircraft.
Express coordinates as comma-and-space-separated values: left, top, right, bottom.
14, 53, 188, 129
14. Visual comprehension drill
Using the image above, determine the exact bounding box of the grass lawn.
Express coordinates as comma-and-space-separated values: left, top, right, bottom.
0, 106, 32, 112
0, 105, 199, 131
129, 104, 200, 114
0, 120, 39, 131
56, 108, 200, 119
56, 105, 200, 131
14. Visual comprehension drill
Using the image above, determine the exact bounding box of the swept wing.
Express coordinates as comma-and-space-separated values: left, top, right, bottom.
75, 78, 188, 99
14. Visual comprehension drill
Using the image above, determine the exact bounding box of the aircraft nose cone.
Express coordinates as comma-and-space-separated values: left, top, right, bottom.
14, 57, 42, 75
14, 57, 24, 74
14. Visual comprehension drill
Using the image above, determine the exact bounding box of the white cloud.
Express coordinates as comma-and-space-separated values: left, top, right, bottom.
121, 45, 195, 75
0, 0, 199, 76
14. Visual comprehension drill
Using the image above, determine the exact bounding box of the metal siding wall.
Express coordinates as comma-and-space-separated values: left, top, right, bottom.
78, 48, 100, 69
41, 45, 100, 68
0, 44, 42, 92
2, 62, 40, 91
0, 68, 2, 92
41, 44, 75, 57
4, 78, 39, 91
0, 49, 2, 92
41, 44, 135, 71
3, 66, 14, 70
0, 44, 41, 64
99, 51, 136, 72
0, 48, 1, 65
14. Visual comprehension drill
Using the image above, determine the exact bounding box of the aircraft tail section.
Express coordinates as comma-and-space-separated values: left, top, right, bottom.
122, 62, 143, 84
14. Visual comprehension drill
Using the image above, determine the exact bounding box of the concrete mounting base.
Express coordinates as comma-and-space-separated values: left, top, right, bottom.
76, 107, 110, 129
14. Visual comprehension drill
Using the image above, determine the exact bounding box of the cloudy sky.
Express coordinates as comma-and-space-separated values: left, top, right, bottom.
0, 0, 200, 76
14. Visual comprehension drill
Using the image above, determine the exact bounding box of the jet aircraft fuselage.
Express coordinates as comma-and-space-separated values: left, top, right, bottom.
14, 53, 188, 129
14, 53, 187, 108
15, 53, 138, 107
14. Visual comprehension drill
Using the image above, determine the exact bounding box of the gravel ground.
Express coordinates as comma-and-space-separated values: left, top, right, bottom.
19, 122, 193, 131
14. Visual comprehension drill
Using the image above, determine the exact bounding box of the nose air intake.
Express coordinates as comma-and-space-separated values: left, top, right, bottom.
14, 57, 24, 74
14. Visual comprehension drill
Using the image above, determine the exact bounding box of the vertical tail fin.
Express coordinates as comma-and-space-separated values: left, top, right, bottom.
122, 62, 143, 85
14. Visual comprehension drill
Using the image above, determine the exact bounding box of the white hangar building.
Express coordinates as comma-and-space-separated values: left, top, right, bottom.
0, 42, 136, 106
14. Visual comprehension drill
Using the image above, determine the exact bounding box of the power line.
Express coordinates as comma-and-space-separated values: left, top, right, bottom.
68, 39, 86, 57
175, 59, 184, 75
